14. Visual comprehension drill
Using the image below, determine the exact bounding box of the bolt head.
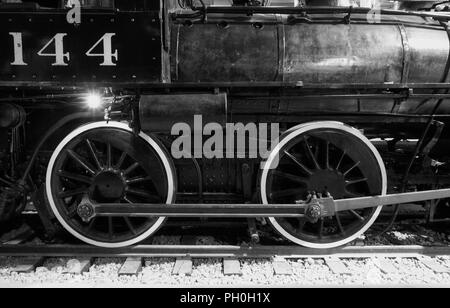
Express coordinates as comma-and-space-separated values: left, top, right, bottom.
306, 203, 322, 224
77, 203, 94, 223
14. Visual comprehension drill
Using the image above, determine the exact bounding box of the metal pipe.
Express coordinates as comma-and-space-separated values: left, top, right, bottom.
176, 6, 450, 21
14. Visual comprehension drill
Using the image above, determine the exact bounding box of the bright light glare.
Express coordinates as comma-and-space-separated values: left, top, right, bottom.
85, 94, 103, 109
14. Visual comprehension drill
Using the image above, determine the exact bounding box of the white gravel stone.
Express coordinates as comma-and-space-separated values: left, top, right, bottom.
66, 259, 82, 273
0, 256, 401, 287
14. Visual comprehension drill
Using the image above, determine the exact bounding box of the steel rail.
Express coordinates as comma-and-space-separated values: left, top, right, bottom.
0, 244, 449, 258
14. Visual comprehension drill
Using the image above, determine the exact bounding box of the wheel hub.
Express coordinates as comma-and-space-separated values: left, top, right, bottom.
308, 169, 346, 198
90, 171, 125, 201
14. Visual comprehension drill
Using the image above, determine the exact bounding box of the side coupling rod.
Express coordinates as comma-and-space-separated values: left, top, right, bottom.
76, 189, 450, 224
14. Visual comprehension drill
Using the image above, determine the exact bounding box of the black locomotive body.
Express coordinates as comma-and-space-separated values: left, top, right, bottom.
1, 0, 450, 248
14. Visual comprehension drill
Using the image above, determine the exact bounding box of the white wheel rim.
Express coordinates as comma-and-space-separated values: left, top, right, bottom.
46, 121, 176, 248
260, 121, 387, 249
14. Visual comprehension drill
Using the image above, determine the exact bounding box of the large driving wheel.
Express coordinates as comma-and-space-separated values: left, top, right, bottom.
46, 122, 176, 248
260, 122, 387, 249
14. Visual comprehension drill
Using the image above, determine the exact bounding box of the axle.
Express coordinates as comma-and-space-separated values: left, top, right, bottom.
76, 189, 450, 224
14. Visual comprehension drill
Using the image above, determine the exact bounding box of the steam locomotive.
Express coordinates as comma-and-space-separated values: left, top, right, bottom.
2, 0, 450, 249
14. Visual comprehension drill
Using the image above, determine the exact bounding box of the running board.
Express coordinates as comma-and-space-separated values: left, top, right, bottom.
76, 189, 450, 224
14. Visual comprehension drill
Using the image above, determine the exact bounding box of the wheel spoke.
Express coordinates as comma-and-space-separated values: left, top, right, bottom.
126, 176, 152, 185
67, 204, 78, 218
59, 187, 88, 199
67, 150, 96, 175
108, 217, 113, 240
346, 178, 368, 186
297, 219, 306, 232
85, 139, 102, 171
283, 151, 313, 176
349, 210, 365, 221
304, 137, 321, 169
58, 170, 92, 185
123, 196, 133, 204
343, 161, 361, 176
115, 152, 127, 170
124, 162, 140, 176
335, 213, 346, 235
325, 141, 330, 170
344, 190, 364, 198
126, 188, 161, 202
87, 217, 97, 230
272, 170, 309, 185
336, 151, 346, 171
106, 143, 112, 169
270, 188, 303, 199
123, 217, 137, 235
318, 219, 324, 239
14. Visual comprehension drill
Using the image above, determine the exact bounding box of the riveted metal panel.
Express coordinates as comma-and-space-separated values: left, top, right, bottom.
171, 16, 280, 82
0, 10, 161, 86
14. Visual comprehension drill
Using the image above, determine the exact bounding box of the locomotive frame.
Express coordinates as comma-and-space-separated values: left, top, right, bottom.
2, 0, 450, 249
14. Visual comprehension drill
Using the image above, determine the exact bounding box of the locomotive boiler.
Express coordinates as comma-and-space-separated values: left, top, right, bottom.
2, 0, 450, 249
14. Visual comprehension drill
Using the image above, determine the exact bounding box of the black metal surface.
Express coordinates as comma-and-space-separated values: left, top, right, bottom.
0, 10, 161, 85
139, 93, 228, 132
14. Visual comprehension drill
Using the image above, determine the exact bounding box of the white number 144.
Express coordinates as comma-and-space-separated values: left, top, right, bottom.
9, 32, 118, 66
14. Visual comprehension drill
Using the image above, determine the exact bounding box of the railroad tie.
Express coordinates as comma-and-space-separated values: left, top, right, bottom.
273, 258, 293, 276
119, 257, 143, 276
223, 258, 242, 276
420, 257, 450, 273
172, 257, 193, 276
63, 258, 92, 275
325, 257, 351, 275
373, 257, 398, 274
10, 257, 44, 273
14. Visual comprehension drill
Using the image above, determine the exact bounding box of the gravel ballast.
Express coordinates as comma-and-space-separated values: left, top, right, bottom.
1, 256, 450, 287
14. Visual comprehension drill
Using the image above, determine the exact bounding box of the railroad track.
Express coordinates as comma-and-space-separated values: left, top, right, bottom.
1, 223, 450, 283
1, 244, 450, 277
